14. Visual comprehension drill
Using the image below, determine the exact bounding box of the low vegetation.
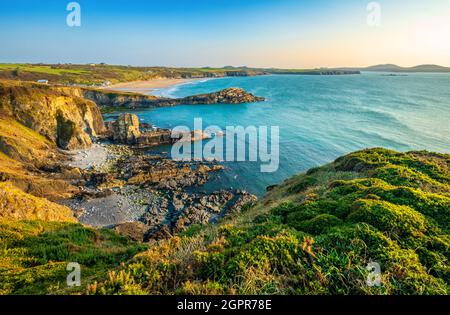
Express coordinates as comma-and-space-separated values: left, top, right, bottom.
0, 220, 146, 294
84, 148, 449, 295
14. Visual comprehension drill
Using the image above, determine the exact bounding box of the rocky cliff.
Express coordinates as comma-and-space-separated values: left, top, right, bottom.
81, 89, 161, 109
106, 113, 212, 147
0, 80, 104, 221
0, 182, 76, 222
0, 81, 105, 150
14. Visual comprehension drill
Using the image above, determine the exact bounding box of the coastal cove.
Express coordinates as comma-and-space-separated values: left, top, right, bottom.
106, 72, 450, 196
2, 0, 450, 298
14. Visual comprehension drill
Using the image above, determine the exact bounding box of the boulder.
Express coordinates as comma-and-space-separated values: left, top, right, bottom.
113, 222, 149, 242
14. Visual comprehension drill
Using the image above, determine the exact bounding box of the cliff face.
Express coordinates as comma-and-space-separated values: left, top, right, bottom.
0, 81, 103, 221
0, 81, 105, 150
81, 89, 161, 109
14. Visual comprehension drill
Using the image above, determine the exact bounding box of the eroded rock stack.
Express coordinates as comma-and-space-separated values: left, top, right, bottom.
109, 113, 141, 144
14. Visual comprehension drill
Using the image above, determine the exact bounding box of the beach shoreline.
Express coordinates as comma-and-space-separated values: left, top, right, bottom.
106, 78, 202, 94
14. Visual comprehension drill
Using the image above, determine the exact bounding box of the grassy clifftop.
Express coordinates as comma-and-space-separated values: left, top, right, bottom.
85, 148, 449, 295
0, 220, 146, 294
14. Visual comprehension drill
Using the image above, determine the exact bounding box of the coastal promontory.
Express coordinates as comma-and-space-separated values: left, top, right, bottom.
81, 87, 265, 110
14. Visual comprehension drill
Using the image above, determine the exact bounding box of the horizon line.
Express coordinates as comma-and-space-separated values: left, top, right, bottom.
1, 62, 450, 69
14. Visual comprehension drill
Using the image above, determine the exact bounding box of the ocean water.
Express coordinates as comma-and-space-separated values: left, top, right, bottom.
120, 73, 450, 196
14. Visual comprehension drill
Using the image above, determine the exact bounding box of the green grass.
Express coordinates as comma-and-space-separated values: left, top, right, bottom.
0, 64, 87, 75
0, 220, 147, 294
86, 148, 449, 295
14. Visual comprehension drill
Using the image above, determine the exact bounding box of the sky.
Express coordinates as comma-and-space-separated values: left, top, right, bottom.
0, 0, 449, 68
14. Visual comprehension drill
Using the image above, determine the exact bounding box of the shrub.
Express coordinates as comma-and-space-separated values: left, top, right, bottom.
347, 199, 429, 241
294, 214, 343, 235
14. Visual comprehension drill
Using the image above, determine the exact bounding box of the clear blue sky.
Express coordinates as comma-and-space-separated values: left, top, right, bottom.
0, 0, 449, 67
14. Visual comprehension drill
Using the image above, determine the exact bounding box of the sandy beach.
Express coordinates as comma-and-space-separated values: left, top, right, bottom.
106, 78, 201, 94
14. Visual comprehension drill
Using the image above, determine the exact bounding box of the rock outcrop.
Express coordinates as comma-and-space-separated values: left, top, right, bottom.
106, 113, 211, 147
113, 222, 149, 242
106, 113, 174, 146
179, 87, 265, 104
136, 129, 174, 147
0, 81, 105, 150
108, 113, 141, 144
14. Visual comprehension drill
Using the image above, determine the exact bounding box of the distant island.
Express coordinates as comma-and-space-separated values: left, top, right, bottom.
343, 64, 450, 73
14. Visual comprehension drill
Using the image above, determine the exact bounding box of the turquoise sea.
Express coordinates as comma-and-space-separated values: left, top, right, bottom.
116, 73, 450, 196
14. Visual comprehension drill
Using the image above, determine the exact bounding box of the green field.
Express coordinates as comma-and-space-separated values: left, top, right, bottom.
0, 63, 363, 86
0, 63, 266, 85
